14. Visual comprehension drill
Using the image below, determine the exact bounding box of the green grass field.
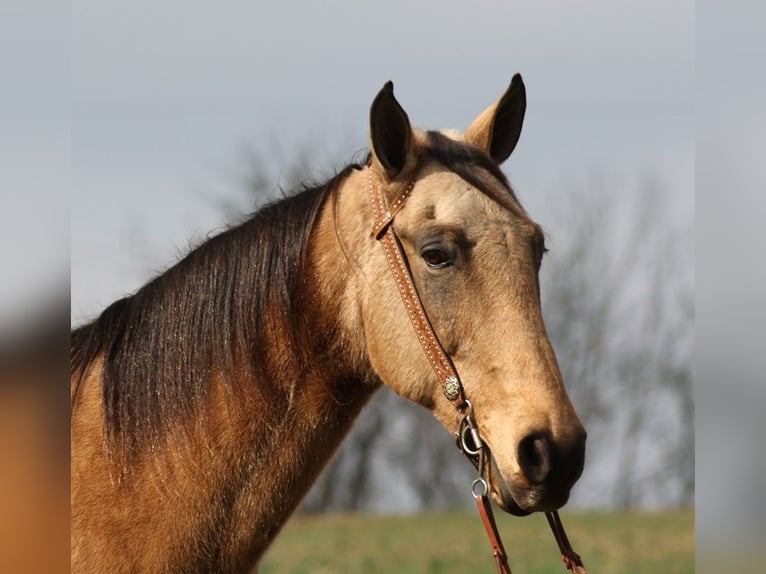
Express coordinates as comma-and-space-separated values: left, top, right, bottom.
260, 509, 693, 573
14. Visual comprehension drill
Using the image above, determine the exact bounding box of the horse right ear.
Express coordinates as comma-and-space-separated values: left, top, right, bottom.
369, 81, 413, 179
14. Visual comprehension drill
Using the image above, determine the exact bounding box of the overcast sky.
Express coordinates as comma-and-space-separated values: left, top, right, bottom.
66, 0, 694, 324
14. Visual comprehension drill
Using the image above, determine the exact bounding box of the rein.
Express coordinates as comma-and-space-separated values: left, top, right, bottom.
367, 170, 588, 574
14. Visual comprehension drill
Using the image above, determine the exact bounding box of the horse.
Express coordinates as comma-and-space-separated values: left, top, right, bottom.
71, 74, 586, 573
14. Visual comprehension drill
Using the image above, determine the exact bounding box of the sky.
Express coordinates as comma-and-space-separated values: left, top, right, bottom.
68, 0, 694, 324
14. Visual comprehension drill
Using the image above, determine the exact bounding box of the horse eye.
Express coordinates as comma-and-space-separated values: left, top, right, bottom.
422, 248, 452, 269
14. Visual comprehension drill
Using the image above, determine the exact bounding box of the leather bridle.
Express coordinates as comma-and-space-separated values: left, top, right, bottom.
367, 169, 588, 574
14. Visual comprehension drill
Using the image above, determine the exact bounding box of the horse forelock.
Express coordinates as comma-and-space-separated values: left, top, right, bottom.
422, 130, 526, 217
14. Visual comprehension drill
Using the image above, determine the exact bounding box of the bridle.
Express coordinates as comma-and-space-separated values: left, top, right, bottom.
367, 169, 588, 574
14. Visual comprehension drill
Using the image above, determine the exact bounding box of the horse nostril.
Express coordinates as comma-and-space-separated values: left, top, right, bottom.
518, 433, 553, 485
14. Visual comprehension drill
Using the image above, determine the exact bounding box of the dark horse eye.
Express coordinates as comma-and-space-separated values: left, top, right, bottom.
421, 248, 452, 269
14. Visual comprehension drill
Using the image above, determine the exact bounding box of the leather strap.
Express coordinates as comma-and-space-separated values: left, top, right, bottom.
545, 511, 588, 573
476, 492, 512, 573
367, 170, 468, 411
474, 449, 512, 574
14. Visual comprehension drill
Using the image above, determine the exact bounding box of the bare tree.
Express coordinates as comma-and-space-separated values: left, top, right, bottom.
540, 174, 693, 508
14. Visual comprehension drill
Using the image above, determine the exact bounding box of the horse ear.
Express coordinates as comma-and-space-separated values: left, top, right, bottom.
464, 74, 526, 164
369, 81, 413, 179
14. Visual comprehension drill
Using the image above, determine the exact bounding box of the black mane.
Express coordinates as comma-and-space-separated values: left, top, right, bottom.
71, 163, 361, 462
424, 131, 522, 212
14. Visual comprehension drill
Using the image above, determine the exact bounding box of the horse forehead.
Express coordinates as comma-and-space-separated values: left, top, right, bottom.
409, 169, 518, 224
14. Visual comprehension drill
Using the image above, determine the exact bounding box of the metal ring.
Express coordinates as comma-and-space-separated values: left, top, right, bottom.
460, 423, 482, 456
471, 477, 488, 499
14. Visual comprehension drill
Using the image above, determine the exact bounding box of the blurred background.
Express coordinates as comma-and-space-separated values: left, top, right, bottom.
4, 0, 765, 572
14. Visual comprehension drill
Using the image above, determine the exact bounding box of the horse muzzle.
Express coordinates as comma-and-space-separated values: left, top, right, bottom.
486, 429, 586, 515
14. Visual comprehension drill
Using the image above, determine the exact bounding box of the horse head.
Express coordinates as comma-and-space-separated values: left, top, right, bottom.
353, 75, 586, 515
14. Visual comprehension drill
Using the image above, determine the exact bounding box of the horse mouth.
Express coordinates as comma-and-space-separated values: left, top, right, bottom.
485, 448, 570, 516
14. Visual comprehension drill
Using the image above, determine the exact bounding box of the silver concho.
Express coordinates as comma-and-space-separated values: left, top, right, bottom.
443, 376, 461, 401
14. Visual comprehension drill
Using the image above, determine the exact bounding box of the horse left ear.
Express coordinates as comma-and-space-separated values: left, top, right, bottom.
369, 81, 413, 179
464, 74, 526, 164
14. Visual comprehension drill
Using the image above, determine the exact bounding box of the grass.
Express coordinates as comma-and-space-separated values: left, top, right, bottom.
260, 509, 694, 573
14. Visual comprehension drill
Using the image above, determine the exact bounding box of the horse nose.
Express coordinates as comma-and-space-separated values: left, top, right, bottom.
517, 432, 553, 485
517, 429, 586, 487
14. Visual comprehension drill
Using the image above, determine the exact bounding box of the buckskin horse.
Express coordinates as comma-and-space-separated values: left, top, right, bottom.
71, 74, 587, 573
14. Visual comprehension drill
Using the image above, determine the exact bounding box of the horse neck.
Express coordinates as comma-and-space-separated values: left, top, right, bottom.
72, 175, 380, 573
197, 179, 378, 568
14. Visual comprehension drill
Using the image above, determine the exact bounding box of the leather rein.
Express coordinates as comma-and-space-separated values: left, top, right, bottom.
367, 170, 588, 574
